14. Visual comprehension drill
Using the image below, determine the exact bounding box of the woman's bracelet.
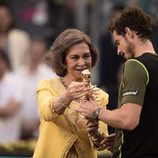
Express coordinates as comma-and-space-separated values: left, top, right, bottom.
49, 99, 59, 115
50, 96, 71, 115
58, 96, 68, 108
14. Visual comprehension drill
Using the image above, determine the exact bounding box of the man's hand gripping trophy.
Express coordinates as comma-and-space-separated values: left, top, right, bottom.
80, 69, 115, 151
80, 70, 102, 147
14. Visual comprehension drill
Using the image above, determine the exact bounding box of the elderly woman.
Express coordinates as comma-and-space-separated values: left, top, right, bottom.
33, 29, 112, 158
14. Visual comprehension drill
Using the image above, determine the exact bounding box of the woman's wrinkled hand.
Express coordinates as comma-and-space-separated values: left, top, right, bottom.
66, 81, 93, 102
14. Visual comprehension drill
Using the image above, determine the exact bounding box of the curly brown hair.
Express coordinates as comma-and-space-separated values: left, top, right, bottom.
108, 5, 153, 40
47, 28, 99, 77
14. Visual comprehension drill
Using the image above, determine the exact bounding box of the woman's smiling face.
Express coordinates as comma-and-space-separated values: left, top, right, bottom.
65, 42, 92, 81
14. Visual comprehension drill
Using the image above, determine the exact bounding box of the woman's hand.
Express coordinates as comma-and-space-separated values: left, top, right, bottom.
53, 81, 93, 115
65, 81, 93, 102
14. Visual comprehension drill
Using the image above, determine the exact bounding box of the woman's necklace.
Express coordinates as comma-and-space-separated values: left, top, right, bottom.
60, 77, 68, 89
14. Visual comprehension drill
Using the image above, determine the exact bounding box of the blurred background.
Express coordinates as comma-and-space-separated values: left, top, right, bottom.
0, 0, 158, 157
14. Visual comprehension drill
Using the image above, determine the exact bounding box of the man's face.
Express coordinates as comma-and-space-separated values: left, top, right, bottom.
113, 30, 135, 60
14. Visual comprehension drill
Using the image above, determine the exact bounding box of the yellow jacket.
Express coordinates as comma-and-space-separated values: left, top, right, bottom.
33, 78, 109, 158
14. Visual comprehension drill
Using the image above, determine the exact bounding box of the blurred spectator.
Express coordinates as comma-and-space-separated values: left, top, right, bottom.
0, 1, 30, 70
14, 38, 56, 140
6, 0, 77, 46
47, 0, 76, 44
6, 0, 52, 44
0, 50, 21, 144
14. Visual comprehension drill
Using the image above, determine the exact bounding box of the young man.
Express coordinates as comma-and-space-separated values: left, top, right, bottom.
79, 6, 158, 158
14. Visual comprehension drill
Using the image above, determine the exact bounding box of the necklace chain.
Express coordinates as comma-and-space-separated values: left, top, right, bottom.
60, 77, 67, 89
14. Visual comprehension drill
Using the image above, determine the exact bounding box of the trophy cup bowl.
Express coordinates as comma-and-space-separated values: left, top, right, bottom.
81, 69, 91, 82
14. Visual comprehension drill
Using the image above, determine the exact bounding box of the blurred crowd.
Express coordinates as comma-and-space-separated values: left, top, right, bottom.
0, 0, 158, 147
